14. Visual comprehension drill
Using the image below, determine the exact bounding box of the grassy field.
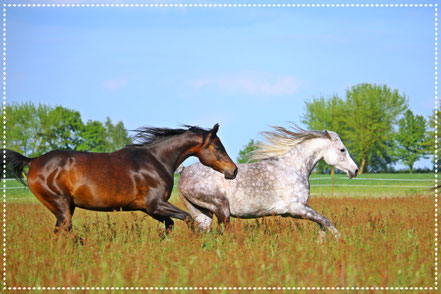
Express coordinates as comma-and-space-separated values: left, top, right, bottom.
2, 174, 437, 293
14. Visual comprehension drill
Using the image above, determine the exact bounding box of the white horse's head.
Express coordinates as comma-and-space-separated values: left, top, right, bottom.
322, 130, 358, 179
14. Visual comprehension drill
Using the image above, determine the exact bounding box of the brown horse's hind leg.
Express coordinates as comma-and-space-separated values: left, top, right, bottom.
31, 188, 75, 234
145, 199, 194, 231
54, 204, 75, 233
145, 212, 175, 234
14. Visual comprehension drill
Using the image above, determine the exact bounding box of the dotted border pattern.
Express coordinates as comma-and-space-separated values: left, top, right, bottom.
0, 3, 439, 8
1, 286, 440, 291
1, 2, 439, 291
2, 2, 5, 291
435, 3, 439, 291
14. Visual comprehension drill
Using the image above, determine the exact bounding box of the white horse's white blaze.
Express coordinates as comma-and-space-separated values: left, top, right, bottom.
178, 126, 358, 238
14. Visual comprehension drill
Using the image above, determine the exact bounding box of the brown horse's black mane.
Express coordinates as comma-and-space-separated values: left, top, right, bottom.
128, 125, 209, 147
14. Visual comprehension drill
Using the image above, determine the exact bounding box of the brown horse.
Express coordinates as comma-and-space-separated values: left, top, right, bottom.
4, 124, 237, 235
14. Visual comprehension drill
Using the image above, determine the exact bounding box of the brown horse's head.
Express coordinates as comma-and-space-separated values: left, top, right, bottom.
196, 124, 238, 179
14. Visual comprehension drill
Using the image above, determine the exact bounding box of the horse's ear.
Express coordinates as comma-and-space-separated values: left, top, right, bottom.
211, 123, 219, 135
324, 130, 332, 140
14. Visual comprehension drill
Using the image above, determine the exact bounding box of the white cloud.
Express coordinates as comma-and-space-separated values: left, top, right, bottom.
102, 78, 128, 91
190, 71, 302, 97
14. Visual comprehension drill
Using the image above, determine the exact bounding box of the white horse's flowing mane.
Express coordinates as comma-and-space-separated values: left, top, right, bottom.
249, 124, 329, 161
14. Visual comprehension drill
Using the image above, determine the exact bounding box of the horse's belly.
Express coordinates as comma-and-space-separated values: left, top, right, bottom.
71, 183, 140, 211
73, 197, 137, 211
229, 197, 289, 218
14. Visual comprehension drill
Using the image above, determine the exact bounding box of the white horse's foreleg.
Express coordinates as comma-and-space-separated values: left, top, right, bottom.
317, 224, 327, 243
290, 203, 341, 239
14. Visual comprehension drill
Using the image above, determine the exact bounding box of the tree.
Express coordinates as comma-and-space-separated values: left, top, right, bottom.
6, 102, 132, 156
303, 95, 346, 173
77, 120, 108, 152
237, 139, 257, 163
426, 109, 438, 169
38, 106, 84, 153
344, 84, 407, 173
104, 117, 132, 151
77, 118, 132, 152
303, 95, 346, 132
6, 102, 41, 156
7, 103, 85, 155
368, 141, 396, 173
393, 110, 430, 172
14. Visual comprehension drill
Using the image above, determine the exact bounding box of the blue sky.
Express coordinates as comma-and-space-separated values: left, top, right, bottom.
7, 1, 436, 168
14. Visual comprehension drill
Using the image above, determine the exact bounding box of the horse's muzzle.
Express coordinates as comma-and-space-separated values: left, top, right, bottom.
224, 167, 238, 180
347, 168, 359, 179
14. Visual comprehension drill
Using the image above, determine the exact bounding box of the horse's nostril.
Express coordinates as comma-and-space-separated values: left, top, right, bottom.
355, 169, 359, 175
233, 168, 238, 177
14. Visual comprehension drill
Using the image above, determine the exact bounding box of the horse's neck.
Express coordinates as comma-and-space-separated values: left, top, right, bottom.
279, 138, 326, 177
149, 133, 201, 174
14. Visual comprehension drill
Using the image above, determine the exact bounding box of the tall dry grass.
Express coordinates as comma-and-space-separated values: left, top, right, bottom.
4, 195, 435, 293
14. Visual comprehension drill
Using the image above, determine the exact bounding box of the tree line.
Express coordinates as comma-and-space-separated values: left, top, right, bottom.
237, 83, 432, 174
4, 102, 132, 158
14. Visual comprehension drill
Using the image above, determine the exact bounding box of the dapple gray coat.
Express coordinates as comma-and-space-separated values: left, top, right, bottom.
178, 127, 358, 239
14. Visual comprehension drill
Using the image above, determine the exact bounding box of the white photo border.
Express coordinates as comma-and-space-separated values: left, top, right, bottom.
1, 2, 438, 291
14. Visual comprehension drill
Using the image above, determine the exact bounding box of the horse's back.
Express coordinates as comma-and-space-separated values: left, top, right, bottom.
28, 149, 130, 180
179, 162, 225, 196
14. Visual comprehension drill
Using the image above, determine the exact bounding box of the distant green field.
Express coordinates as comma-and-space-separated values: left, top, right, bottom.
309, 173, 434, 197
3, 173, 434, 203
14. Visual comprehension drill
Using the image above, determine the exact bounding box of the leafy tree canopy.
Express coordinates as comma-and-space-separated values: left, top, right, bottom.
393, 110, 430, 172
5, 102, 131, 157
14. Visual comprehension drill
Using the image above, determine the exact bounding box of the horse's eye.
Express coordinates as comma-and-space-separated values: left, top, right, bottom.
340, 148, 345, 153
213, 144, 221, 151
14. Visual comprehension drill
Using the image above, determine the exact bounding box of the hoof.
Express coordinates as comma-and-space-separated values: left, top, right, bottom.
74, 236, 84, 245
159, 232, 168, 240
317, 231, 327, 244
337, 237, 347, 245
158, 226, 173, 239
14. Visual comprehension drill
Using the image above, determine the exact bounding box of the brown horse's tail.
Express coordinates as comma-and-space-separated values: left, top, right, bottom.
2, 149, 34, 186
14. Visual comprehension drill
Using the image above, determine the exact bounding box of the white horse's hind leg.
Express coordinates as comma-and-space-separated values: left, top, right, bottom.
177, 189, 213, 232
290, 203, 341, 239
194, 214, 213, 232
